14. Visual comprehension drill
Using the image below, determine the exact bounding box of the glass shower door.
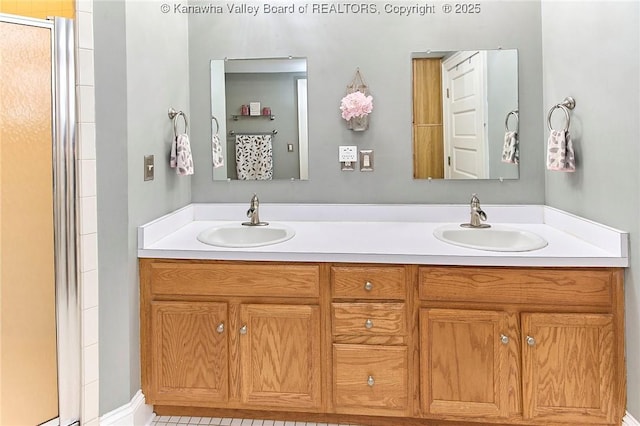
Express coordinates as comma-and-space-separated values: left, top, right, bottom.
0, 17, 59, 425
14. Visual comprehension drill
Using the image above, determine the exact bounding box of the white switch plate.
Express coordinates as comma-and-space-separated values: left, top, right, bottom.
338, 146, 358, 162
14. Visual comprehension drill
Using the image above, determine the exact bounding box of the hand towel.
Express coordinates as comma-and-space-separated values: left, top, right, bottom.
212, 133, 224, 168
235, 134, 273, 180
546, 129, 575, 172
501, 131, 519, 164
170, 133, 194, 176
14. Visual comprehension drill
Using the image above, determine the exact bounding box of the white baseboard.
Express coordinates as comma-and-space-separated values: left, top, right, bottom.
625, 411, 640, 426
100, 390, 154, 426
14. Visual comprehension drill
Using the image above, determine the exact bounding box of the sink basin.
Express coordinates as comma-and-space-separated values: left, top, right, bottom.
197, 223, 295, 248
433, 224, 548, 252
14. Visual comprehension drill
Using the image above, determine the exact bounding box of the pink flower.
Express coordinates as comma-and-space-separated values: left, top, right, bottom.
340, 91, 373, 120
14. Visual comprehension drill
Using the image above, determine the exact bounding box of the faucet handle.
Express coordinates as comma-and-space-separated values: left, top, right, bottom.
470, 193, 480, 206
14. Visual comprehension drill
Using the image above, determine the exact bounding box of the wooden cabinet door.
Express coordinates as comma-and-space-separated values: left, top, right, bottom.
522, 313, 616, 424
239, 304, 321, 409
420, 309, 509, 418
150, 301, 228, 405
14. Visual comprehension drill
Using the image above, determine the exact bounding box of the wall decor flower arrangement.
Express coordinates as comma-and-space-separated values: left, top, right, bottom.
340, 68, 373, 131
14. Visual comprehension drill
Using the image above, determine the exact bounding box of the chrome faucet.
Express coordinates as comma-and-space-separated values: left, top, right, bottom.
242, 194, 269, 226
461, 193, 491, 228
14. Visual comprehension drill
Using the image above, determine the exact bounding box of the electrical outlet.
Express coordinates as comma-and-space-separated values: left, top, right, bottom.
144, 155, 154, 181
338, 146, 358, 162
339, 146, 357, 171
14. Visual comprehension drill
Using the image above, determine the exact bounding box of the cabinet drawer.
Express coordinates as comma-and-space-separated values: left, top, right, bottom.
419, 267, 614, 307
332, 303, 407, 336
332, 266, 406, 299
333, 344, 408, 412
143, 260, 319, 298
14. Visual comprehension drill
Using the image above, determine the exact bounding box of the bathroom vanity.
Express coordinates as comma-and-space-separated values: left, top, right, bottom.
138, 203, 628, 426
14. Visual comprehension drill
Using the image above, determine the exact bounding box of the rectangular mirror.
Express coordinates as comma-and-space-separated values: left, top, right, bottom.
412, 49, 519, 180
210, 57, 309, 181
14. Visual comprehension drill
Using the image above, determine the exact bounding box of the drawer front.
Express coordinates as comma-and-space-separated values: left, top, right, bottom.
332, 266, 406, 299
419, 267, 614, 307
144, 260, 320, 297
333, 344, 408, 411
332, 303, 407, 336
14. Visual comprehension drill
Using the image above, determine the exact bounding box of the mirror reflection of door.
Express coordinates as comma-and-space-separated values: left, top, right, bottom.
412, 58, 444, 179
412, 49, 519, 180
442, 51, 488, 179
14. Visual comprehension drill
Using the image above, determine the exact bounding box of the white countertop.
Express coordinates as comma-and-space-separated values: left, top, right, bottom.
138, 203, 629, 267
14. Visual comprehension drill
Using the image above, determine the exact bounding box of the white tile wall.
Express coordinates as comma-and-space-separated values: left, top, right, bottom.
75, 1, 99, 424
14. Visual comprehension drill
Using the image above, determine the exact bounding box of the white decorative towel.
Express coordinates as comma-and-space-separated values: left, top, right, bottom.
212, 133, 224, 168
170, 133, 194, 176
546, 129, 575, 172
501, 131, 519, 164
235, 134, 273, 180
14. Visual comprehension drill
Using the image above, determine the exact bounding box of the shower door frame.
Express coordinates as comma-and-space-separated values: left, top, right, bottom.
0, 13, 81, 426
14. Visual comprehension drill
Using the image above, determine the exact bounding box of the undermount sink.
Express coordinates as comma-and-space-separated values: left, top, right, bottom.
433, 224, 548, 252
197, 223, 295, 248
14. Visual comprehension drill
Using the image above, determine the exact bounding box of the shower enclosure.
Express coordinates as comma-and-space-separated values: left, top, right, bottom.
0, 14, 80, 426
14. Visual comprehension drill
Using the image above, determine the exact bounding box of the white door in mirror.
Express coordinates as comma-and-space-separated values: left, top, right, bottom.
433, 224, 548, 252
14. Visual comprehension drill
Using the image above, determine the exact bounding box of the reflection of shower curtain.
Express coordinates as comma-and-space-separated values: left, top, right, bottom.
235, 134, 274, 180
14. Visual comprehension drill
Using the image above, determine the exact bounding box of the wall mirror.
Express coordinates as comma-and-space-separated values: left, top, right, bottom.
412, 49, 519, 180
210, 57, 309, 181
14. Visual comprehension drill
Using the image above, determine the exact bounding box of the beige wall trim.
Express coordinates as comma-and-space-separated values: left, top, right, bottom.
100, 390, 153, 426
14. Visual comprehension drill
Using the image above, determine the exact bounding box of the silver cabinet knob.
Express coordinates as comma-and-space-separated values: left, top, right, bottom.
500, 334, 509, 344
364, 319, 374, 329
240, 325, 247, 335
367, 375, 375, 387
364, 281, 373, 291
526, 336, 536, 346
216, 323, 225, 334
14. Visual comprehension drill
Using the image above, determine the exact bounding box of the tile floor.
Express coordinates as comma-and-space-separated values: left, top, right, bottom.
152, 416, 362, 426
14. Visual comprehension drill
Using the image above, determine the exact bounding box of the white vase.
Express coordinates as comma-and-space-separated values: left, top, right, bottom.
349, 115, 369, 131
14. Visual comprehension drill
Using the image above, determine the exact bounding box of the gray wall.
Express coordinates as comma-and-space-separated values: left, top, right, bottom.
188, 1, 545, 204
94, 0, 191, 414
541, 0, 640, 416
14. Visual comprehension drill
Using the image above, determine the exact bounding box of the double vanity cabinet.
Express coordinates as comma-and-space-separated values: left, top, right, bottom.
140, 259, 626, 426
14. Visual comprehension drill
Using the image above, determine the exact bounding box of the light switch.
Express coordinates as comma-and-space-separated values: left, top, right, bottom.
360, 150, 373, 172
144, 155, 154, 181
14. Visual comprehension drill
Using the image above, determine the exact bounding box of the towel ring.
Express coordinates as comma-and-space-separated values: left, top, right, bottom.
547, 97, 575, 132
505, 110, 519, 132
168, 107, 189, 137
212, 116, 220, 135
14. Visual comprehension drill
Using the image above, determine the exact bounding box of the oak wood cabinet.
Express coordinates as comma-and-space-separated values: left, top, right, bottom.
141, 259, 625, 426
239, 303, 321, 409
150, 301, 228, 405
330, 265, 412, 416
419, 267, 625, 425
141, 259, 322, 411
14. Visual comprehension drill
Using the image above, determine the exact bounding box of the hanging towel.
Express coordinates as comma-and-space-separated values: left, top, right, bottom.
235, 134, 273, 180
170, 133, 194, 176
501, 131, 519, 164
546, 129, 575, 172
212, 133, 224, 168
